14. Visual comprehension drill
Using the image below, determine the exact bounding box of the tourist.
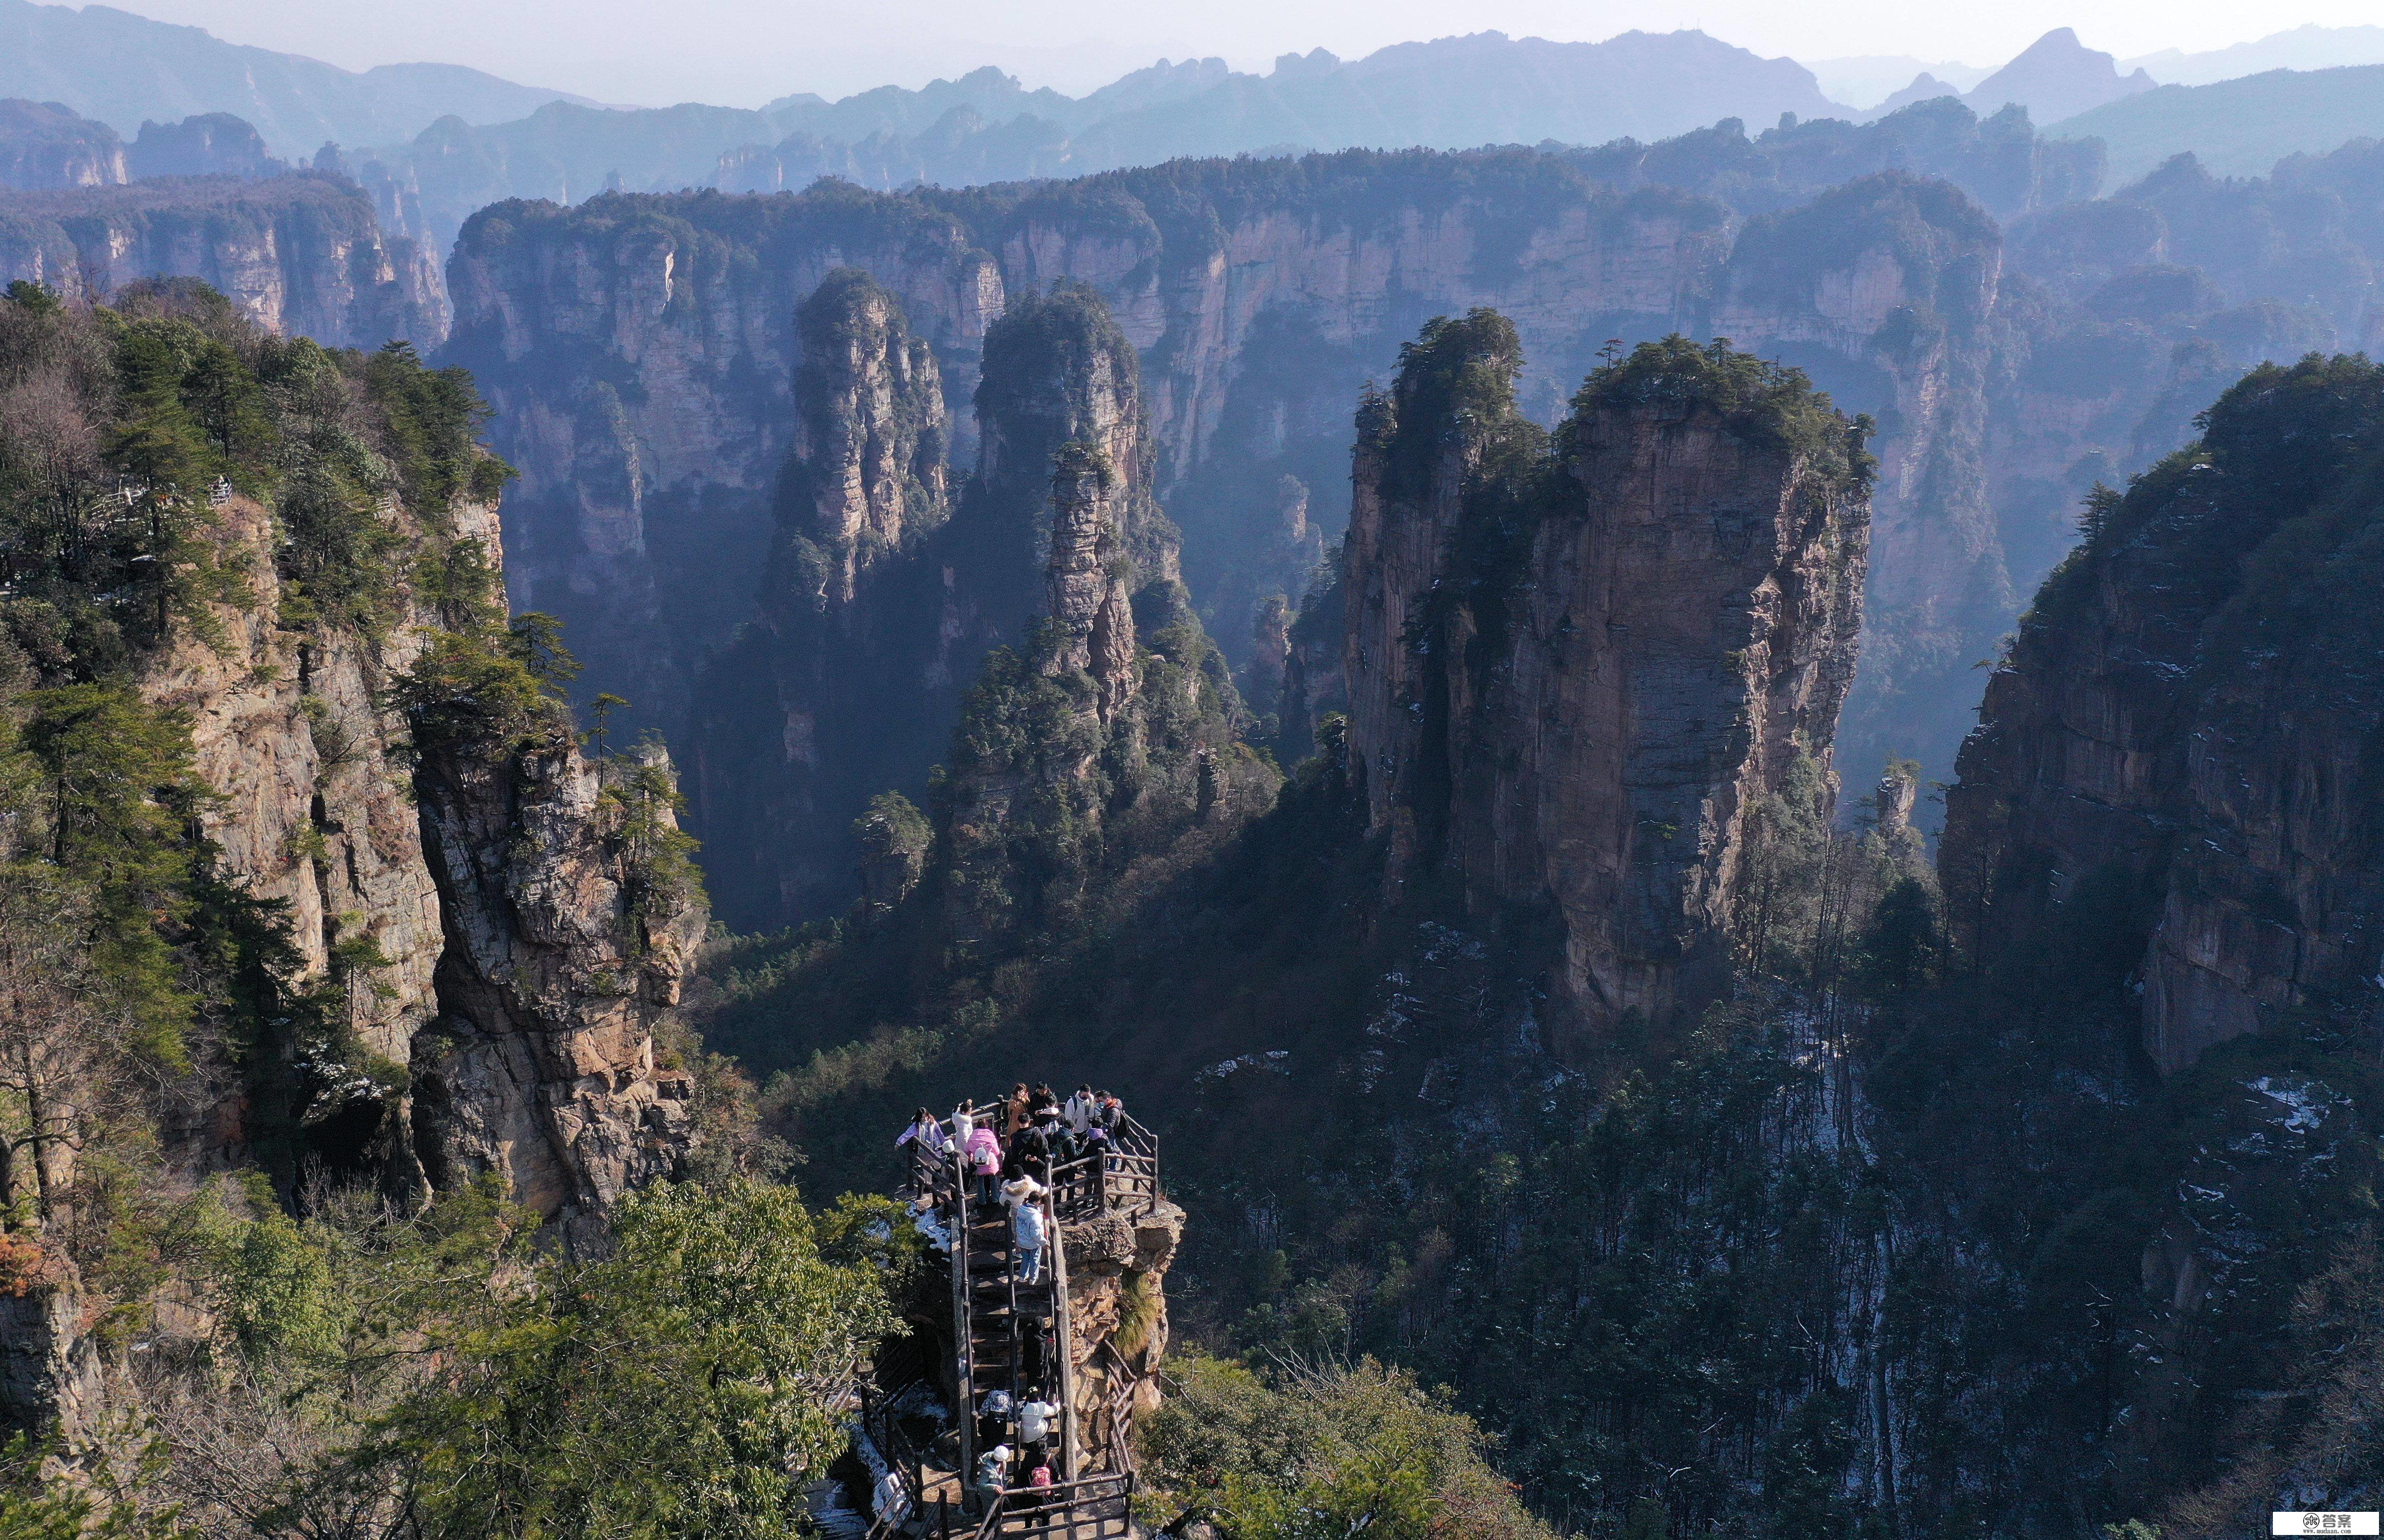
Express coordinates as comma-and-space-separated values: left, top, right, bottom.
978, 1385, 1014, 1449
1003, 1083, 1033, 1140
1014, 1180, 1048, 1283
1002, 1170, 1048, 1214
1065, 1084, 1095, 1134
973, 1442, 1012, 1512
952, 1103, 978, 1183
1018, 1387, 1058, 1450
1016, 1117, 1053, 1177
966, 1120, 1003, 1205
1028, 1458, 1053, 1491
1047, 1114, 1081, 1171
897, 1107, 948, 1156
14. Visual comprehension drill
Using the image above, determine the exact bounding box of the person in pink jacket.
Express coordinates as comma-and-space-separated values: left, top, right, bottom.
965, 1123, 1002, 1205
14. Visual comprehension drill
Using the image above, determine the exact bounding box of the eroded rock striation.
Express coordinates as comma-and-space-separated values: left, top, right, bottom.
1345, 319, 1871, 1053
692, 278, 1196, 923
1059, 1197, 1183, 1474
0, 173, 445, 347
443, 154, 2019, 865
1941, 354, 2384, 1074
147, 463, 702, 1233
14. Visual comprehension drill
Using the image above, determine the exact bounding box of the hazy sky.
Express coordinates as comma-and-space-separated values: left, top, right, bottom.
98, 0, 2384, 106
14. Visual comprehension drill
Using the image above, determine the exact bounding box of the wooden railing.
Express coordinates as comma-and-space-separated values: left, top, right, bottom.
903, 1100, 1159, 1222
858, 1380, 931, 1540
971, 1474, 1134, 1540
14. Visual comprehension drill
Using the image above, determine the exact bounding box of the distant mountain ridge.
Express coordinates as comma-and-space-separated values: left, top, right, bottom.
1857, 30, 2153, 127
0, 0, 601, 156
2124, 24, 2384, 85
346, 29, 1844, 254
2050, 63, 2384, 182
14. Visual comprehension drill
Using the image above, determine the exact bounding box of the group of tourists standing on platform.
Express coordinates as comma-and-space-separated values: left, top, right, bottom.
897, 1084, 1127, 1285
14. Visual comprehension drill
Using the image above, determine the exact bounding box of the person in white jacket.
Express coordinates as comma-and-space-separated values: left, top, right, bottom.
1017, 1388, 1058, 1451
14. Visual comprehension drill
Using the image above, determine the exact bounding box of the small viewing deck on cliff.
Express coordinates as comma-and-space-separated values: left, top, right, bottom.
841, 1092, 1179, 1540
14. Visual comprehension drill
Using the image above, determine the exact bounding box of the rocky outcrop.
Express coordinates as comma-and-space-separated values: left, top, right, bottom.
0, 99, 126, 189
456, 140, 2361, 875
1059, 1197, 1183, 1474
439, 158, 1730, 747
689, 278, 1190, 926
920, 283, 1268, 942
126, 112, 286, 180
1042, 443, 1136, 721
781, 267, 950, 606
0, 173, 445, 347
140, 492, 452, 1128
1344, 320, 1871, 1054
0, 1282, 103, 1441
1941, 354, 2384, 1073
443, 189, 999, 730
411, 732, 704, 1244
141, 462, 702, 1229
443, 154, 2020, 864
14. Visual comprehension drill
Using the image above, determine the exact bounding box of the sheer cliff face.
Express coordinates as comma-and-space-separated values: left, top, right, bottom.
440, 159, 1733, 737
1711, 173, 2006, 802
961, 279, 1177, 648
689, 277, 1176, 927
1043, 442, 1136, 721
1942, 355, 2384, 1074
411, 732, 704, 1242
0, 175, 445, 348
687, 268, 953, 923
0, 99, 128, 189
921, 282, 1266, 944
1346, 322, 1871, 1053
443, 192, 1000, 722
781, 267, 950, 608
1060, 1198, 1183, 1476
146, 480, 702, 1233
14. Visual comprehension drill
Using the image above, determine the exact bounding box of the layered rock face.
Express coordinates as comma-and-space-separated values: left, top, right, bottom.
1042, 442, 1136, 721
444, 190, 1000, 728
440, 158, 1732, 743
410, 733, 704, 1242
1345, 320, 1871, 1052
453, 142, 2357, 866
1941, 354, 2384, 1073
144, 472, 703, 1232
0, 173, 445, 347
1059, 1198, 1183, 1474
141, 493, 456, 1077
914, 284, 1266, 943
781, 268, 951, 606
